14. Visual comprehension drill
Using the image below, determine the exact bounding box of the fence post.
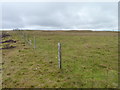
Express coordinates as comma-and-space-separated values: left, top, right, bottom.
26, 34, 28, 42
29, 40, 32, 45
58, 42, 62, 69
34, 36, 36, 49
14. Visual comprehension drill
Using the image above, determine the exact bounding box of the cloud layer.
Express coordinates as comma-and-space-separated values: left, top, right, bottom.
1, 2, 118, 30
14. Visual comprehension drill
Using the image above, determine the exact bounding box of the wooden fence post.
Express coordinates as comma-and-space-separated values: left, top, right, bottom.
34, 36, 36, 49
29, 40, 32, 45
58, 42, 62, 69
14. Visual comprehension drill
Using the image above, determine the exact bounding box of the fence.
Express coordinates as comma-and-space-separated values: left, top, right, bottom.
13, 30, 117, 88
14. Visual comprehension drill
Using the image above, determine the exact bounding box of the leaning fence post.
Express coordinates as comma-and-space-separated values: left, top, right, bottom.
58, 42, 62, 69
34, 36, 36, 49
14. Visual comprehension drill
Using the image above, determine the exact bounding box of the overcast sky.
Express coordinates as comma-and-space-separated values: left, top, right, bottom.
1, 2, 118, 30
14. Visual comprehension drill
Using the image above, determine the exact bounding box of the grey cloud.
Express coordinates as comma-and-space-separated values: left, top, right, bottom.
1, 2, 118, 30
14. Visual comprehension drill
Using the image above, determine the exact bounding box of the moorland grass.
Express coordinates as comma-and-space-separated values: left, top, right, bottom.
2, 30, 118, 88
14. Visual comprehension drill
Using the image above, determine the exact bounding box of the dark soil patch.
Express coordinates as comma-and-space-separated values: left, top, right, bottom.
1, 32, 17, 50
0, 33, 11, 38
0, 45, 16, 49
0, 44, 16, 49
0, 39, 16, 43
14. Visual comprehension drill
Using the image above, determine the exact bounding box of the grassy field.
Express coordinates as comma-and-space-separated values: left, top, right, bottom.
1, 30, 118, 88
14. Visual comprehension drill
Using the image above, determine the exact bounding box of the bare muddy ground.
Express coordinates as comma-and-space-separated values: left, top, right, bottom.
0, 32, 17, 49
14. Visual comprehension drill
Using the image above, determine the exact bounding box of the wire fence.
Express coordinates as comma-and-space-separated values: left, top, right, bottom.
13, 30, 118, 88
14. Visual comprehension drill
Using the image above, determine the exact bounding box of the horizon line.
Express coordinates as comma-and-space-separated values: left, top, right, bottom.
0, 29, 119, 31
